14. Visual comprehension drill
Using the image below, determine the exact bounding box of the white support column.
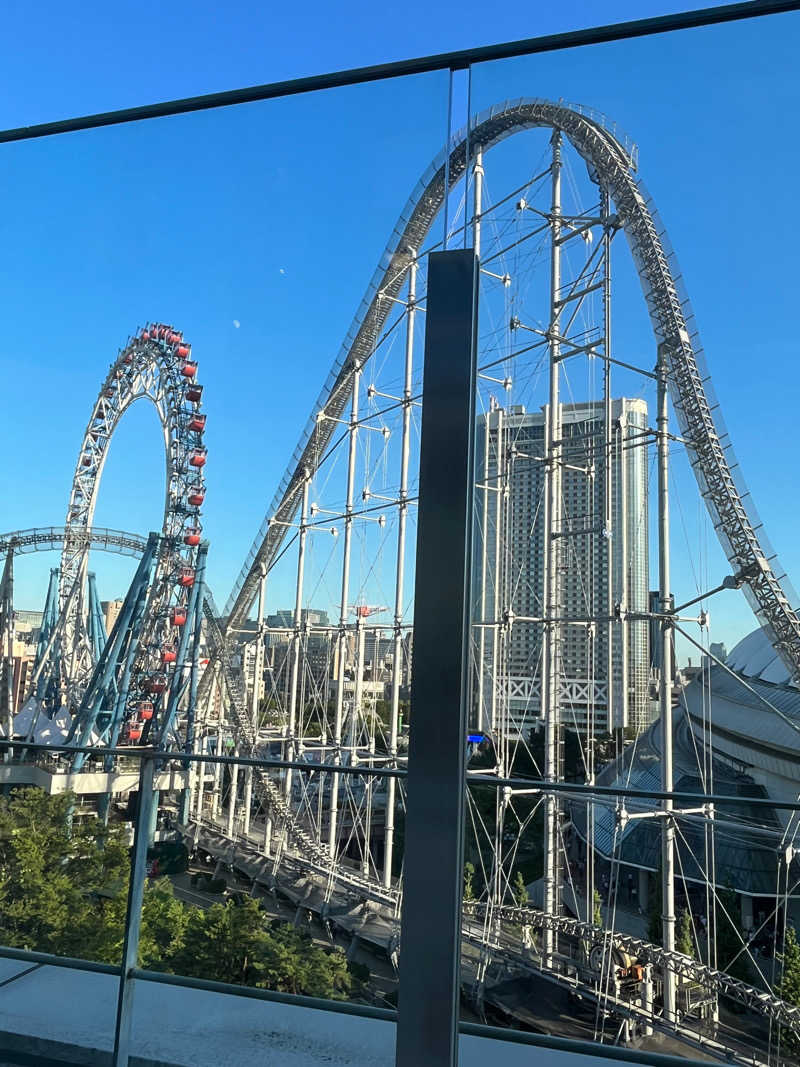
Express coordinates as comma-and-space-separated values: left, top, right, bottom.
602, 192, 614, 736
263, 801, 273, 856
542, 130, 563, 968
620, 413, 629, 732
211, 677, 223, 821
351, 624, 365, 754
492, 406, 511, 917
476, 405, 490, 734
352, 623, 370, 874
226, 746, 239, 839
383, 253, 417, 886
329, 365, 360, 853
285, 474, 310, 813
642, 966, 654, 1038
1, 552, 15, 756
472, 146, 483, 256
242, 700, 253, 837
243, 564, 267, 839
195, 742, 205, 822
490, 408, 504, 736
590, 187, 613, 931
473, 149, 491, 736
657, 342, 677, 1025
194, 680, 211, 823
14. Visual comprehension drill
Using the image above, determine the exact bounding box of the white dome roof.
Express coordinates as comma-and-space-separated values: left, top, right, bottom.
726, 626, 794, 686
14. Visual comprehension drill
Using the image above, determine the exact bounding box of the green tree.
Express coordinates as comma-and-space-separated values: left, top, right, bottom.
513, 871, 529, 908
776, 924, 800, 1057
648, 865, 662, 945
172, 898, 271, 986
170, 900, 352, 998
138, 879, 189, 970
676, 909, 695, 958
261, 923, 351, 998
258, 699, 283, 729
463, 862, 475, 903
715, 885, 750, 982
0, 789, 129, 963
0, 789, 354, 1000
593, 889, 603, 928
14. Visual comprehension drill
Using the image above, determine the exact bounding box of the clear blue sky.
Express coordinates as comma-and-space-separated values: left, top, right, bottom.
1, 0, 798, 660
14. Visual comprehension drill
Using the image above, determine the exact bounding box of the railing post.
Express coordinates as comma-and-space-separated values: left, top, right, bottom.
112, 752, 157, 1067
395, 249, 478, 1067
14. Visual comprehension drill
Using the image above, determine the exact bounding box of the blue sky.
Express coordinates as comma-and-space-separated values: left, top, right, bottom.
2, 0, 799, 660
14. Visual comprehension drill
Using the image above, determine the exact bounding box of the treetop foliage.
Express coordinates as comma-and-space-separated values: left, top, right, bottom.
0, 788, 353, 1000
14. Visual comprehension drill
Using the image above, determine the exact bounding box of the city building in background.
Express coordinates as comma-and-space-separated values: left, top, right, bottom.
101, 598, 124, 635
262, 609, 332, 707
704, 640, 728, 668
2, 18, 799, 1059
475, 398, 651, 737
7, 612, 40, 713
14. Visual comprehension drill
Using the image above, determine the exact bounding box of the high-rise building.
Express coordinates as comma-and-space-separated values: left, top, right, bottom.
7, 622, 39, 714
263, 609, 333, 706
475, 398, 651, 737
706, 641, 727, 667
101, 599, 124, 636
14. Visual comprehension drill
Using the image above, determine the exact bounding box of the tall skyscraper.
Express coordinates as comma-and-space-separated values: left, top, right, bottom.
474, 398, 651, 737
101, 599, 124, 636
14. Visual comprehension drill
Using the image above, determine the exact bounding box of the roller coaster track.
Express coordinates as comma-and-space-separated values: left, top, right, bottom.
199, 594, 397, 905
2, 529, 387, 899
2, 524, 363, 885
182, 799, 800, 1041
218, 98, 800, 683
198, 93, 800, 898
10, 102, 790, 1043
461, 922, 779, 1067
0, 526, 148, 559
471, 903, 800, 1039
201, 98, 800, 811
15, 530, 764, 1022
185, 97, 800, 1044
16, 551, 795, 1034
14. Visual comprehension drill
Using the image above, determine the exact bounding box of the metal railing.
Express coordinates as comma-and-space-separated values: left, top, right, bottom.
0, 738, 798, 1066
3, 4, 800, 1066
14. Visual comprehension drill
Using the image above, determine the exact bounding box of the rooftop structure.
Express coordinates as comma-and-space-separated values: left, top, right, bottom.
572, 625, 800, 921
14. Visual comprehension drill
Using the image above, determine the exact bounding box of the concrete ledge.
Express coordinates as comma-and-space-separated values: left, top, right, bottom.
0, 763, 186, 797
0, 959, 654, 1067
0, 1030, 182, 1067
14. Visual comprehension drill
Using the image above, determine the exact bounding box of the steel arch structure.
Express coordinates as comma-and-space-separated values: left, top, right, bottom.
182, 99, 800, 1056
199, 96, 800, 838
200, 97, 800, 887
218, 97, 800, 683
2, 525, 215, 743
56, 324, 207, 714
0, 99, 793, 1058
0, 526, 148, 560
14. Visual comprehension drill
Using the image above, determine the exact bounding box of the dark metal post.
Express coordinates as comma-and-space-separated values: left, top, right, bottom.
395, 249, 478, 1067
113, 753, 157, 1067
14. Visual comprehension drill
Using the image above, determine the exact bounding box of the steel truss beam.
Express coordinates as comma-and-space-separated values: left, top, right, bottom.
198, 99, 800, 972
0, 526, 148, 559
217, 98, 800, 700
471, 901, 800, 1038
58, 326, 207, 716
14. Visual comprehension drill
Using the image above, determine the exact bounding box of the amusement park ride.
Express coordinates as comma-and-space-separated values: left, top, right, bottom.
1, 99, 799, 1062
